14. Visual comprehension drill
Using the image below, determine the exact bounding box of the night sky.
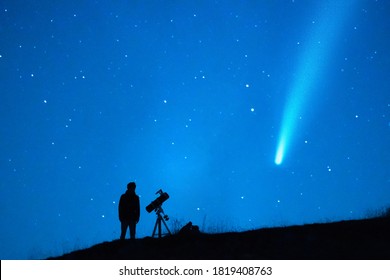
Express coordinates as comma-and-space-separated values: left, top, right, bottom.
1, 0, 389, 259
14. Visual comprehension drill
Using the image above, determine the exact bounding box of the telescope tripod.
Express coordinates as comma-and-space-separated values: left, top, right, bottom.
152, 206, 171, 238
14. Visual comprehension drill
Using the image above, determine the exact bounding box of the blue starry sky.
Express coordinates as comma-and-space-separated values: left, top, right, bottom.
1, 0, 389, 259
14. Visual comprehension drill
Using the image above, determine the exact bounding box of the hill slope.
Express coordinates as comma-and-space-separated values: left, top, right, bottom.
49, 217, 390, 259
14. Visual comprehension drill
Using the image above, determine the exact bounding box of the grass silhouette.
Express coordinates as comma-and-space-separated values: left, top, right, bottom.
49, 216, 390, 260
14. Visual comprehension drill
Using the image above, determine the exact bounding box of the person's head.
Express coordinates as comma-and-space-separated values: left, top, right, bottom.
127, 182, 136, 191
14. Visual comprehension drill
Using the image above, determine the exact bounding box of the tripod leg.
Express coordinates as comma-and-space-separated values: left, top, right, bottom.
161, 217, 172, 235
158, 217, 162, 238
152, 216, 159, 237
152, 209, 171, 238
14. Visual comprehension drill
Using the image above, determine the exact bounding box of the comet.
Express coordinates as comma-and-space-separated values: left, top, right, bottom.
274, 1, 357, 165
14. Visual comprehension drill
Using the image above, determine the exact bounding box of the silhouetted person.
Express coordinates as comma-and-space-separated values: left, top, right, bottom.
119, 182, 140, 240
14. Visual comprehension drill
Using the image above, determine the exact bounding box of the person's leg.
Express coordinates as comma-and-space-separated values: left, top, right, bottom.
120, 221, 128, 240
129, 221, 136, 239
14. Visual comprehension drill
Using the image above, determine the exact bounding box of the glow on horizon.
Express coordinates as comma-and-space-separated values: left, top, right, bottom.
274, 1, 356, 165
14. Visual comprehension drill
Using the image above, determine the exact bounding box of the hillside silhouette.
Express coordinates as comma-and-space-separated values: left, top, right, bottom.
49, 217, 390, 260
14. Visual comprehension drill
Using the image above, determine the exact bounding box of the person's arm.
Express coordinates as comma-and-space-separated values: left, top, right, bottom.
136, 196, 140, 223
118, 196, 123, 222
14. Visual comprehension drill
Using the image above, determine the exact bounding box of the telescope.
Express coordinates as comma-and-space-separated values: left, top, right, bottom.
146, 189, 169, 213
146, 189, 171, 238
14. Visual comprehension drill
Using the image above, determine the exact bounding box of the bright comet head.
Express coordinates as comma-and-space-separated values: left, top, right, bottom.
274, 149, 283, 165
274, 138, 285, 165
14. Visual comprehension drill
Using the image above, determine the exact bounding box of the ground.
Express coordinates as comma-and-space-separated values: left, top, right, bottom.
49, 217, 390, 260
